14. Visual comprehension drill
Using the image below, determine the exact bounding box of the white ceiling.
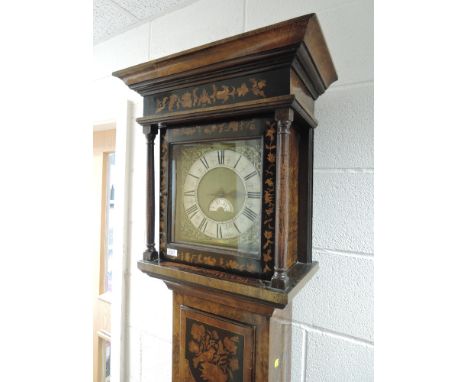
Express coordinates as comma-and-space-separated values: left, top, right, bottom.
94, 0, 197, 44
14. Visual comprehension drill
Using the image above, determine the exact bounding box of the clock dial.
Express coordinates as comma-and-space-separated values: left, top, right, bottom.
182, 149, 262, 240
172, 139, 263, 256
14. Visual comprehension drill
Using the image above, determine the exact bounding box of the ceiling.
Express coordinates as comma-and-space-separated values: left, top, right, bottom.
94, 0, 197, 44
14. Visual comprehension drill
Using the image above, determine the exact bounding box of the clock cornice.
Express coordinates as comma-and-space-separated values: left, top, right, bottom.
113, 14, 336, 88
113, 13, 337, 126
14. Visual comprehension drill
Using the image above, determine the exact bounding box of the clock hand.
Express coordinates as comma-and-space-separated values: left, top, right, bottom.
208, 189, 226, 197
225, 190, 244, 197
208, 188, 247, 198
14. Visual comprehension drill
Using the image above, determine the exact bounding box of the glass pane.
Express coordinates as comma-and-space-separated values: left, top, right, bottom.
102, 340, 111, 382
105, 153, 115, 293
171, 138, 263, 257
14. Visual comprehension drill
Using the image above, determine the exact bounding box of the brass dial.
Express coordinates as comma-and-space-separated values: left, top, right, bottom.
182, 149, 262, 240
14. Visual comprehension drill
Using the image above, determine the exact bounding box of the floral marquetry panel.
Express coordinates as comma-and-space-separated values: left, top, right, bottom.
143, 68, 290, 117
180, 306, 254, 382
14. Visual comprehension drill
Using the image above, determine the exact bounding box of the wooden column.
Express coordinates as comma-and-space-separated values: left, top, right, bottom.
143, 124, 159, 261
271, 108, 294, 289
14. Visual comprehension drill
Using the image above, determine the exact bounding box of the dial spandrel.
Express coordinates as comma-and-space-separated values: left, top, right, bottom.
172, 139, 263, 256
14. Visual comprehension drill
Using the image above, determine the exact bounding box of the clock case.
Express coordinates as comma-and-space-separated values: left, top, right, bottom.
114, 12, 337, 289
114, 14, 337, 381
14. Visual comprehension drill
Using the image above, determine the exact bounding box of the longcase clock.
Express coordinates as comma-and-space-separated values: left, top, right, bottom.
114, 13, 337, 381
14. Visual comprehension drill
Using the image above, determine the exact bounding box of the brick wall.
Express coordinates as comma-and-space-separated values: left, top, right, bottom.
93, 0, 373, 380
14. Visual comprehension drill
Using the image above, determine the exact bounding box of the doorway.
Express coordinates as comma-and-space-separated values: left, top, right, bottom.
93, 127, 116, 382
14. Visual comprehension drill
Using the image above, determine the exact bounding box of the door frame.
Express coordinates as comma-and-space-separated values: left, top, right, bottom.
93, 99, 134, 382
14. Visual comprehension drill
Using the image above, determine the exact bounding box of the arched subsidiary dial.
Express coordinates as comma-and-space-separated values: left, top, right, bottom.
183, 149, 262, 240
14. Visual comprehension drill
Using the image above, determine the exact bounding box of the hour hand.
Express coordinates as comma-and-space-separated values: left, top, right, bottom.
225, 190, 243, 198
208, 189, 225, 197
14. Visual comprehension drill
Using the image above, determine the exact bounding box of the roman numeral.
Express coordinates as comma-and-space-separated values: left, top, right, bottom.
199, 155, 209, 169
198, 218, 208, 232
185, 204, 198, 219
217, 150, 225, 165
247, 191, 261, 199
244, 171, 257, 181
233, 155, 242, 169
233, 222, 241, 234
217, 224, 223, 239
188, 173, 199, 179
242, 207, 257, 221
184, 190, 195, 196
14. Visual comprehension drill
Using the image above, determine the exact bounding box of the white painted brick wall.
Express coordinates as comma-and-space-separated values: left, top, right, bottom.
305, 330, 373, 382
313, 172, 374, 254
314, 85, 374, 169
93, 0, 374, 380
